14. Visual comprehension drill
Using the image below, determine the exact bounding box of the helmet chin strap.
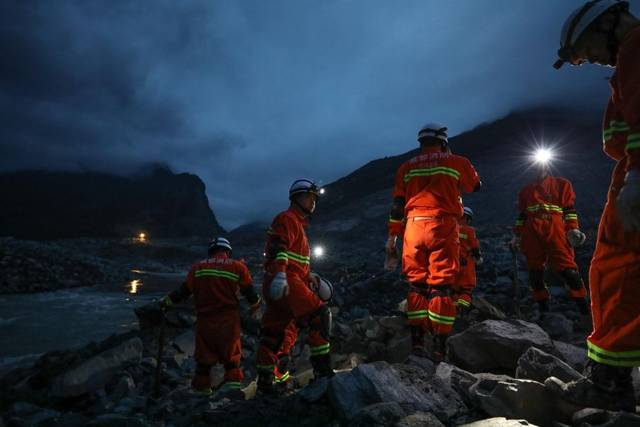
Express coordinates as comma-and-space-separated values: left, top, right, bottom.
293, 198, 312, 217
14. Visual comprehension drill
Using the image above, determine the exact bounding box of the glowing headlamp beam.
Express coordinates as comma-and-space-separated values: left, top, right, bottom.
533, 148, 553, 165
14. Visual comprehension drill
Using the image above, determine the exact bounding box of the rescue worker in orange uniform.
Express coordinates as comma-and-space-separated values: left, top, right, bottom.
161, 237, 261, 398
256, 179, 333, 393
385, 123, 481, 360
453, 206, 483, 312
545, 0, 640, 412
512, 154, 589, 315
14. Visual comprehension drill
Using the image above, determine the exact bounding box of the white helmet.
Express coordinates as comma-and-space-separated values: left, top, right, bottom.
463, 207, 474, 218
289, 179, 323, 199
418, 123, 448, 143
310, 273, 333, 302
209, 236, 232, 254
554, 0, 629, 69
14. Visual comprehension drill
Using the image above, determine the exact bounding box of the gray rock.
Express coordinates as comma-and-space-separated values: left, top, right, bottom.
601, 412, 640, 427
448, 320, 554, 373
572, 408, 610, 425
458, 418, 534, 427
385, 334, 412, 364
515, 347, 582, 383
299, 376, 330, 403
7, 402, 60, 426
172, 330, 195, 356
434, 362, 478, 403
50, 337, 143, 398
84, 414, 147, 427
552, 340, 587, 372
379, 316, 406, 331
469, 377, 567, 426
395, 412, 446, 427
351, 402, 407, 427
111, 374, 136, 402
472, 297, 507, 320
540, 313, 573, 339
328, 361, 436, 420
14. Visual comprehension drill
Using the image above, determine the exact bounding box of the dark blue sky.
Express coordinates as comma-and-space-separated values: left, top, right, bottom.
1, 1, 636, 228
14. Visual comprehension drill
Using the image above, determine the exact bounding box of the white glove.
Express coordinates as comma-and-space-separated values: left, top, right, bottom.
269, 272, 289, 301
616, 169, 640, 231
566, 229, 586, 247
384, 236, 399, 271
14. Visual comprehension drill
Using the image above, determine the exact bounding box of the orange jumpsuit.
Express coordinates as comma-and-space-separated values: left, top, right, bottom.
453, 223, 480, 308
389, 146, 481, 337
257, 207, 330, 378
587, 26, 640, 367
168, 254, 258, 390
514, 176, 586, 302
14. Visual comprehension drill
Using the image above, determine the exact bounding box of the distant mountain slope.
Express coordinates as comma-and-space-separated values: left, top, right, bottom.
312, 107, 611, 236
0, 166, 223, 239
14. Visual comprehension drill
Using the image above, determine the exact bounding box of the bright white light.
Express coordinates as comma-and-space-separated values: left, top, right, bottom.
129, 279, 141, 294
313, 246, 325, 257
534, 148, 553, 164
319, 188, 326, 195
138, 233, 146, 241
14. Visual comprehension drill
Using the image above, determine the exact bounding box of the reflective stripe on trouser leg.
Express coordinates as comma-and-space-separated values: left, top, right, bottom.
427, 288, 456, 335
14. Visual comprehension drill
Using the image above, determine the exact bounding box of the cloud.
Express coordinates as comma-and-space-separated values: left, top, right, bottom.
1, 0, 632, 228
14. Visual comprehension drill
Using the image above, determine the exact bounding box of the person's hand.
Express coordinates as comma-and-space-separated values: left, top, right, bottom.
616, 170, 640, 231
384, 236, 399, 271
566, 229, 586, 247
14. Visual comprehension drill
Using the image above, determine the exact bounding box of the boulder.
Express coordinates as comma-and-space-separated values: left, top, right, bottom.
469, 377, 570, 425
458, 418, 534, 427
515, 347, 582, 383
472, 297, 507, 321
350, 402, 407, 427
552, 340, 587, 372
172, 330, 195, 356
50, 337, 143, 398
328, 362, 437, 420
540, 313, 573, 339
448, 320, 554, 373
6, 402, 61, 426
395, 412, 446, 427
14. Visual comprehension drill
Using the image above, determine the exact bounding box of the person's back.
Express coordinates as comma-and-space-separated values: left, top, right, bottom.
385, 123, 481, 361
188, 255, 252, 314
162, 237, 260, 397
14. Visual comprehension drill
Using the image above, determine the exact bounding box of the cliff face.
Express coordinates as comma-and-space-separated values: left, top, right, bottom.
0, 167, 223, 239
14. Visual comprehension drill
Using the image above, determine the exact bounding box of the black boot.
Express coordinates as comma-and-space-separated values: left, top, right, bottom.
574, 297, 590, 315
410, 326, 426, 356
310, 353, 334, 379
257, 370, 277, 395
431, 334, 448, 363
537, 299, 549, 314
545, 359, 636, 412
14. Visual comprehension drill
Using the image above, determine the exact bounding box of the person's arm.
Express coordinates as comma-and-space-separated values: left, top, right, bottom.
388, 164, 407, 237
266, 215, 294, 275
460, 158, 481, 193
562, 180, 579, 232
238, 263, 261, 309
619, 36, 640, 171
162, 269, 194, 307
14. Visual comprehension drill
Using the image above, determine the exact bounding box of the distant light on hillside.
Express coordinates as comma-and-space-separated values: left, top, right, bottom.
313, 245, 325, 258
319, 188, 326, 195
138, 232, 146, 242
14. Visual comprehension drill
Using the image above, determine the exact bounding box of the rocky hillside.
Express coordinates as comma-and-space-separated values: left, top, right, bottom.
312, 107, 611, 238
0, 165, 223, 239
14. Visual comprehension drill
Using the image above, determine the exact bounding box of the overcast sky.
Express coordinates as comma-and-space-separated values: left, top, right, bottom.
2, 1, 634, 229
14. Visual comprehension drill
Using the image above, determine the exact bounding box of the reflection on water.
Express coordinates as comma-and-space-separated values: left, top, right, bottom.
129, 279, 142, 294
0, 270, 185, 364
